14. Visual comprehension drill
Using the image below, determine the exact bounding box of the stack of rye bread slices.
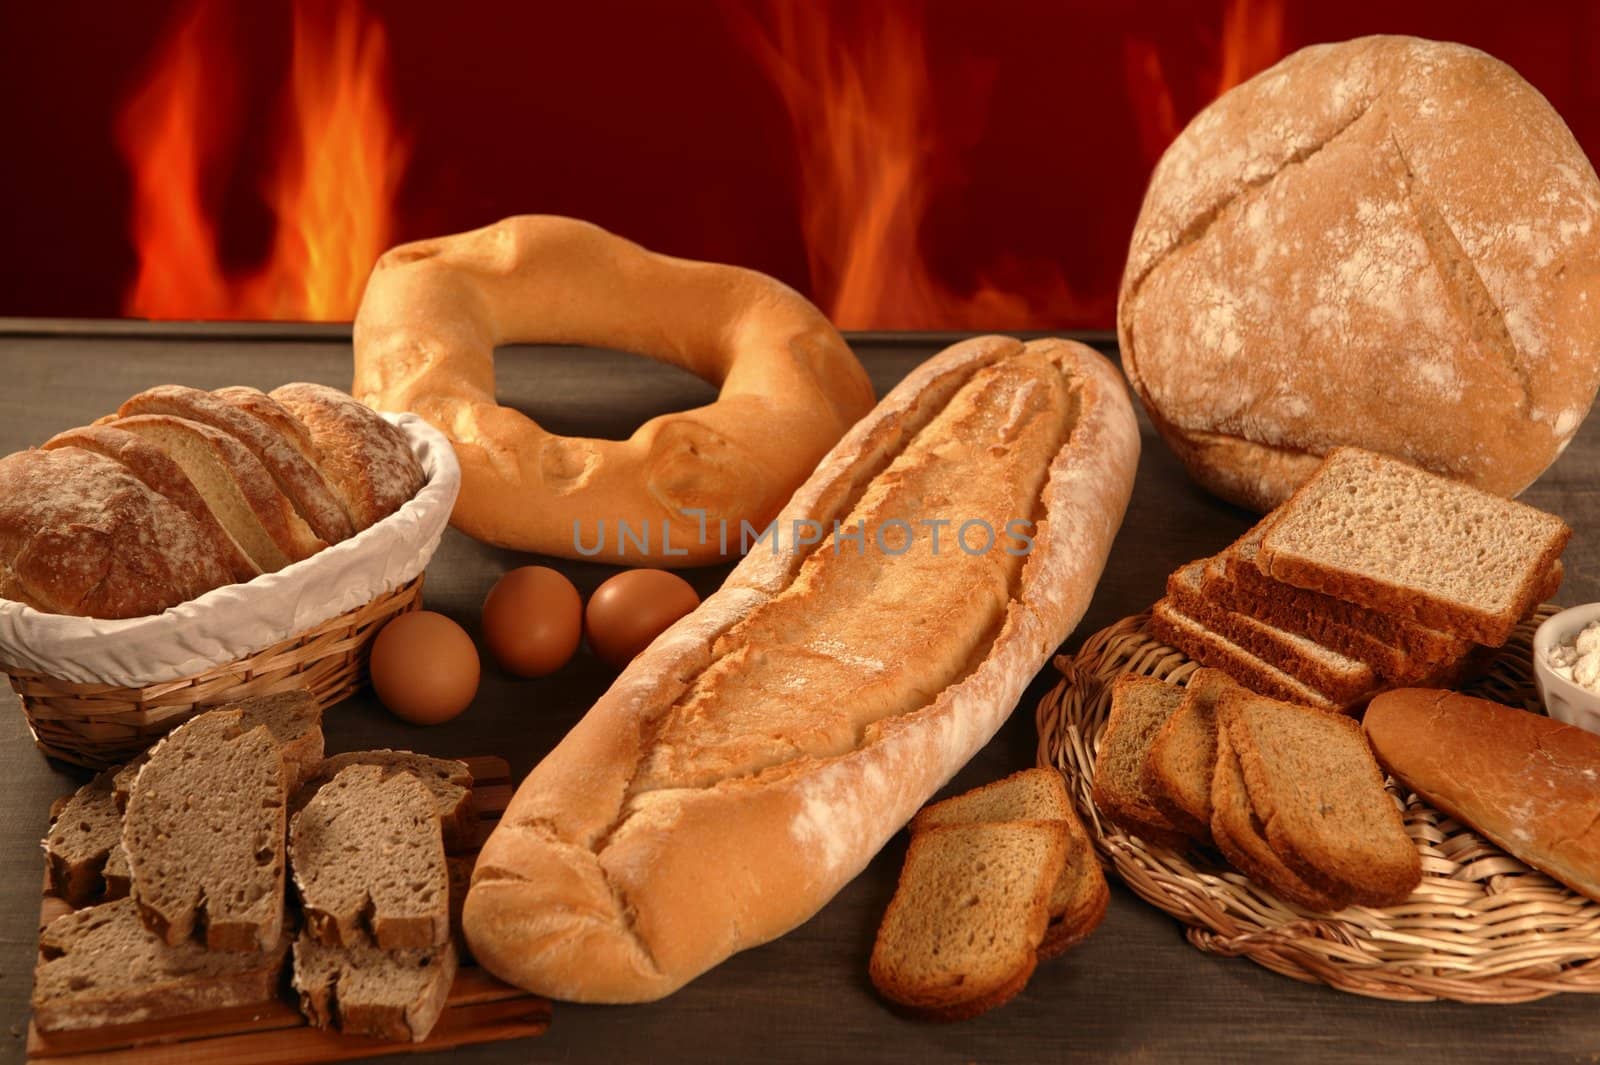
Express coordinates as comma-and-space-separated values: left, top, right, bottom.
1094, 669, 1421, 910
0, 383, 424, 619
1150, 447, 1571, 711
1087, 447, 1574, 909
32, 691, 476, 1043
870, 769, 1108, 1020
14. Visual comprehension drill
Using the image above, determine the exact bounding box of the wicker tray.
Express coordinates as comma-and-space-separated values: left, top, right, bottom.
1035, 604, 1600, 1003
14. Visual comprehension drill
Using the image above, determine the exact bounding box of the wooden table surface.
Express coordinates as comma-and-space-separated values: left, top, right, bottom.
1, 320, 1597, 1065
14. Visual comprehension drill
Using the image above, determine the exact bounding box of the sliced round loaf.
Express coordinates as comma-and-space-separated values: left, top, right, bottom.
122, 709, 289, 952
270, 383, 424, 530
118, 385, 355, 544
0, 447, 234, 617
1120, 35, 1600, 511
290, 763, 450, 950
40, 424, 259, 584
113, 413, 327, 570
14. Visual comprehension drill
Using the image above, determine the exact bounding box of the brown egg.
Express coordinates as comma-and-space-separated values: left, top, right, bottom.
585, 569, 701, 669
482, 566, 583, 678
369, 610, 479, 725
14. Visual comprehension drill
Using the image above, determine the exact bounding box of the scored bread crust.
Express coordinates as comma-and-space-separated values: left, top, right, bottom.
269, 383, 425, 530
1119, 36, 1600, 512
112, 414, 328, 568
0, 447, 235, 618
462, 336, 1139, 1003
118, 385, 355, 545
40, 425, 260, 584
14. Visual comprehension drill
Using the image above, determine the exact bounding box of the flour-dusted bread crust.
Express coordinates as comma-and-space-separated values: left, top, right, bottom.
270, 383, 425, 530
113, 413, 327, 570
1120, 35, 1600, 511
41, 424, 259, 584
0, 447, 235, 618
463, 336, 1139, 1002
119, 385, 355, 545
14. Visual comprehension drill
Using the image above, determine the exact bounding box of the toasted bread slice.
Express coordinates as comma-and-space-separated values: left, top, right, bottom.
1256, 447, 1569, 647
1092, 676, 1193, 847
1220, 689, 1421, 907
913, 768, 1108, 958
1145, 668, 1237, 839
870, 821, 1066, 1020
1210, 729, 1350, 912
1149, 600, 1344, 712
1166, 562, 1376, 702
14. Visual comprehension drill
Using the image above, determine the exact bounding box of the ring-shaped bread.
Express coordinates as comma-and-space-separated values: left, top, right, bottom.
353, 216, 874, 565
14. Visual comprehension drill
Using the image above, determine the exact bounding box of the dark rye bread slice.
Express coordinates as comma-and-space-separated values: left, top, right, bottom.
113, 689, 325, 807
1091, 675, 1192, 847
290, 764, 450, 950
869, 820, 1067, 1020
293, 933, 458, 1043
1256, 447, 1570, 647
1211, 729, 1350, 912
1217, 524, 1471, 673
911, 769, 1108, 958
32, 898, 290, 1033
296, 750, 474, 852
1220, 689, 1421, 907
1166, 561, 1376, 702
122, 710, 288, 952
43, 772, 123, 907
1144, 668, 1238, 839
1149, 600, 1343, 712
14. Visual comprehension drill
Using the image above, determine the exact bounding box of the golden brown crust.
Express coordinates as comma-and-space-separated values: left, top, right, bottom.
462, 337, 1140, 1002
113, 414, 327, 567
119, 385, 355, 545
269, 383, 424, 530
40, 424, 259, 584
1120, 36, 1600, 511
1365, 689, 1600, 903
352, 215, 875, 564
0, 447, 234, 618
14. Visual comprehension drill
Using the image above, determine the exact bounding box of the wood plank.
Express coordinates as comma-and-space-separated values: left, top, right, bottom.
28, 755, 547, 1063
27, 998, 551, 1065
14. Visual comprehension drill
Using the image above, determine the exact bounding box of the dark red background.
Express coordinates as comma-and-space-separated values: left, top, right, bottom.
2, 0, 1597, 328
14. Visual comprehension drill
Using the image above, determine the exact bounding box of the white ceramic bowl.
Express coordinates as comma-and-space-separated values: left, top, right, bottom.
1532, 602, 1600, 738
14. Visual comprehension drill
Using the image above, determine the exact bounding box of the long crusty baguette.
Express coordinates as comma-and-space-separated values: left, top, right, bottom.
1364, 689, 1600, 903
462, 336, 1139, 1002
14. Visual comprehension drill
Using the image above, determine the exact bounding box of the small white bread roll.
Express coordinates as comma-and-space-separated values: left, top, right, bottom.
463, 336, 1139, 1002
1119, 35, 1600, 512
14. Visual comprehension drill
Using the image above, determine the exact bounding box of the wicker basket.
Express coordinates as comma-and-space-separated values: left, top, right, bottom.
3, 575, 423, 768
1036, 604, 1600, 1003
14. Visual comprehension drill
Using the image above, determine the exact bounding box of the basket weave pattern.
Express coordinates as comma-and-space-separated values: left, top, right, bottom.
4, 576, 423, 769
1035, 604, 1600, 1003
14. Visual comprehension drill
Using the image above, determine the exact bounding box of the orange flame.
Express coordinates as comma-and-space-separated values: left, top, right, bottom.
732, 1, 1103, 331
119, 0, 405, 321
1125, 0, 1286, 164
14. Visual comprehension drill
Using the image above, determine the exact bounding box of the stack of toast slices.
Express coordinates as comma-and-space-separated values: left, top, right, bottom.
1150, 448, 1570, 711
1094, 670, 1421, 910
870, 769, 1108, 1020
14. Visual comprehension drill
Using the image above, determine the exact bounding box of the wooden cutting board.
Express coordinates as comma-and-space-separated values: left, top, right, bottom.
27, 755, 552, 1064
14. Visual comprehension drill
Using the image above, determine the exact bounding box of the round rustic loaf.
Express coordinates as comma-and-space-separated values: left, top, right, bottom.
1119, 35, 1600, 512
